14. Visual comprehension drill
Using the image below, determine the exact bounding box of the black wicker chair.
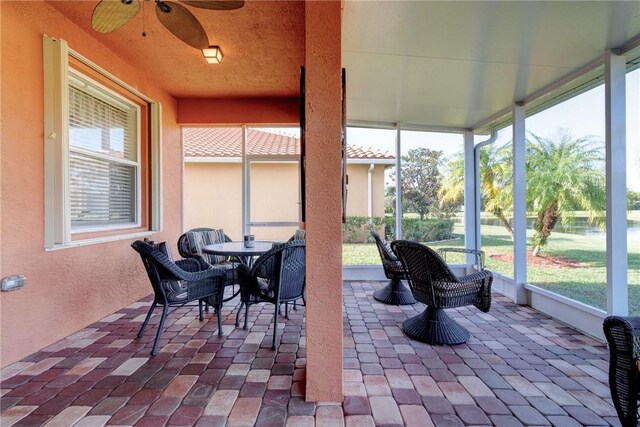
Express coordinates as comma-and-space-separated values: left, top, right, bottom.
177, 228, 238, 302
132, 240, 226, 356
603, 316, 640, 427
288, 228, 306, 242
370, 230, 416, 305
287, 229, 307, 310
236, 240, 306, 350
391, 240, 492, 345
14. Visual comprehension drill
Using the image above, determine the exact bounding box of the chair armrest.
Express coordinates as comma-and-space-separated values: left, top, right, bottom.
382, 259, 404, 275
605, 316, 640, 364
189, 254, 212, 270
156, 252, 223, 283
236, 263, 271, 302
437, 247, 485, 270
457, 269, 492, 284
603, 316, 640, 426
176, 258, 206, 272
458, 269, 493, 313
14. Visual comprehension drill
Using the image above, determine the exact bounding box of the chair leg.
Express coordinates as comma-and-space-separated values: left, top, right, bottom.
151, 303, 169, 356
199, 300, 204, 321
216, 299, 223, 336
272, 304, 279, 350
235, 301, 244, 327
373, 277, 416, 305
402, 306, 470, 345
285, 302, 289, 319
244, 301, 250, 330
138, 301, 157, 338
293, 300, 297, 310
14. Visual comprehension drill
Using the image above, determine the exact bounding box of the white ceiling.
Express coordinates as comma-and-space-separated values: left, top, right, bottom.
342, 1, 640, 131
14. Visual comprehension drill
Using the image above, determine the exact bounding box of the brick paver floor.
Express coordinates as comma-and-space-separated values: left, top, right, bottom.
0, 281, 618, 426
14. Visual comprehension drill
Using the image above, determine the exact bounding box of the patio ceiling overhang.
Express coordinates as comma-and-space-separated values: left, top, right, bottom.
47, 0, 305, 99
47, 1, 640, 133
343, 1, 640, 134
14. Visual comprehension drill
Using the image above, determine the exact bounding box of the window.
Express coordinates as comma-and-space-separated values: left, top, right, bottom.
43, 36, 161, 249
68, 74, 139, 229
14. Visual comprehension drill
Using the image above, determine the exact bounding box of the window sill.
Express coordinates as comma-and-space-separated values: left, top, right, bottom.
45, 230, 156, 251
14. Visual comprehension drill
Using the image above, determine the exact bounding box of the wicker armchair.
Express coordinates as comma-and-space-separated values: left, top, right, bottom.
371, 230, 416, 305
286, 228, 307, 310
131, 240, 225, 356
391, 240, 492, 345
370, 230, 416, 305
236, 240, 306, 350
178, 228, 238, 302
603, 316, 640, 427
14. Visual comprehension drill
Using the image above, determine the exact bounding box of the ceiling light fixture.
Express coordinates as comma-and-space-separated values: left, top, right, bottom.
202, 46, 223, 64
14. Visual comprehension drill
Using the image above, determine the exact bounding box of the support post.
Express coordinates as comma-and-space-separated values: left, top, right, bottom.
474, 132, 497, 260
463, 131, 477, 269
367, 164, 374, 222
512, 104, 527, 305
605, 50, 628, 315
304, 0, 343, 402
241, 125, 250, 235
395, 127, 402, 239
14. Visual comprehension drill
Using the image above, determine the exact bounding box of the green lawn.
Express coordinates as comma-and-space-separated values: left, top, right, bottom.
344, 222, 640, 314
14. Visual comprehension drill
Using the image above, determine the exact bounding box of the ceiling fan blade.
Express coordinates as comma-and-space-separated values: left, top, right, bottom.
179, 0, 244, 10
155, 1, 209, 49
92, 0, 140, 33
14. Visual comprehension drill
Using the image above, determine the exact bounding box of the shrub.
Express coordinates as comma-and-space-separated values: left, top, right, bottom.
342, 216, 386, 243
384, 217, 454, 242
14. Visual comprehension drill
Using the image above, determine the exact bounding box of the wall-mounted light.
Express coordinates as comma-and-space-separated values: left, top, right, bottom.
202, 46, 223, 64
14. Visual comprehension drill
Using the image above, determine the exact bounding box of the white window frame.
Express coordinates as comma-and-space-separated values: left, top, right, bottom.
43, 36, 162, 249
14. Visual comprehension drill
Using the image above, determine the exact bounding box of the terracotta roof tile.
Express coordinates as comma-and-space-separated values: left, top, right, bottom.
183, 128, 395, 160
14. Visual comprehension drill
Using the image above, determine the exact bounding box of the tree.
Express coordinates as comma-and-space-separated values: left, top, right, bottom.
398, 148, 444, 220
440, 143, 514, 238
384, 185, 396, 215
628, 190, 640, 210
526, 131, 605, 256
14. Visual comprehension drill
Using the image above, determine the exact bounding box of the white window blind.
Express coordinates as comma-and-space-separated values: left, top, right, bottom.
44, 36, 162, 249
68, 80, 139, 229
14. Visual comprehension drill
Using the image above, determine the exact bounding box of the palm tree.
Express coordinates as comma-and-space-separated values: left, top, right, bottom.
526, 131, 605, 256
440, 143, 514, 238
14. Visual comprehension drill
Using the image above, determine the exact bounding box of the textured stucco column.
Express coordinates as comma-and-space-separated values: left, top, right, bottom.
304, 0, 343, 402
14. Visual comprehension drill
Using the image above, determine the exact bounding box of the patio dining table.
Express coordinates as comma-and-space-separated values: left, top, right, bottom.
202, 241, 273, 266
203, 240, 275, 326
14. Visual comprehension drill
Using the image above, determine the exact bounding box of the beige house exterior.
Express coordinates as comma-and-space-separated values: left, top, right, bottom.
184, 128, 394, 240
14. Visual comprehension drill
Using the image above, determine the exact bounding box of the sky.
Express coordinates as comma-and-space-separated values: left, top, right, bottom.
346, 69, 640, 192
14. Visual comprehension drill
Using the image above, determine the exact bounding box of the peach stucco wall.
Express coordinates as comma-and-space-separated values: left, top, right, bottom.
185, 161, 387, 240
250, 162, 300, 240
177, 98, 299, 125
304, 1, 344, 402
183, 162, 300, 241
0, 2, 182, 366
184, 162, 243, 239
346, 164, 387, 217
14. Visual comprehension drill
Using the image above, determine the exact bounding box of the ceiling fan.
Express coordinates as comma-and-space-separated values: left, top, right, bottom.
91, 0, 244, 49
